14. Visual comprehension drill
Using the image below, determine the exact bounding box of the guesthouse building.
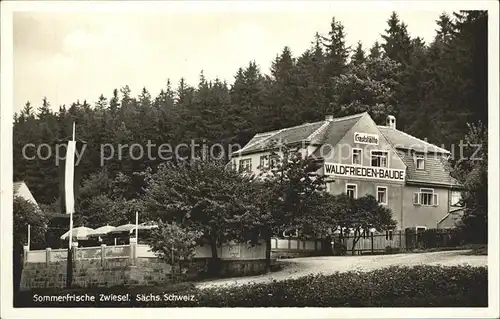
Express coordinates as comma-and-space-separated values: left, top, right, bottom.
230, 112, 464, 231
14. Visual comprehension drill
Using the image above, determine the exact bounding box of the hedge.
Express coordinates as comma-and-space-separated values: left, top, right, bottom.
15, 265, 487, 307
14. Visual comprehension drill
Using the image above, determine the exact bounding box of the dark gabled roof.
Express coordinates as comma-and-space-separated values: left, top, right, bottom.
310, 113, 366, 158
399, 152, 460, 187
234, 112, 366, 156
378, 126, 450, 154
233, 121, 324, 155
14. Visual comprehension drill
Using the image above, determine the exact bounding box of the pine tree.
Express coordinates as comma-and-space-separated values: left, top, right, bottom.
268, 46, 300, 128
369, 41, 383, 59
109, 89, 120, 113
37, 97, 52, 120
95, 94, 108, 111
323, 17, 350, 76
381, 12, 413, 64
435, 12, 455, 43
351, 41, 366, 66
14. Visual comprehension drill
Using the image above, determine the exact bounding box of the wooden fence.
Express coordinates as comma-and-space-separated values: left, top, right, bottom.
271, 231, 406, 256
271, 228, 459, 256
339, 231, 406, 254
270, 238, 323, 258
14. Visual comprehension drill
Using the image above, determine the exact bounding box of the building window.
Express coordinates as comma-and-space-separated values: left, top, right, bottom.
346, 184, 357, 199
451, 190, 462, 206
415, 154, 425, 170
377, 186, 388, 205
352, 148, 362, 165
259, 155, 269, 169
239, 158, 252, 172
413, 188, 438, 206
269, 155, 279, 168
385, 230, 393, 240
371, 150, 388, 168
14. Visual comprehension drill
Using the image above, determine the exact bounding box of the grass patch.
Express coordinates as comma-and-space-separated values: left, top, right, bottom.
15, 265, 487, 307
409, 244, 487, 254
462, 245, 488, 255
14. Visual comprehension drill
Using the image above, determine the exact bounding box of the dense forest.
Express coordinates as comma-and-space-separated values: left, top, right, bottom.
13, 11, 487, 209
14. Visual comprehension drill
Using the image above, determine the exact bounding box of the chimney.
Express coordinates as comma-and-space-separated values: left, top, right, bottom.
386, 115, 396, 129
325, 115, 334, 121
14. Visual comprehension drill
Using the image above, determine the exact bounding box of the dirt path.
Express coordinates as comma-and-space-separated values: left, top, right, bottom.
195, 250, 487, 289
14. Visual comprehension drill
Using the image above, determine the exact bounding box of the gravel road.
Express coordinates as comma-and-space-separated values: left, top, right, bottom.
195, 250, 487, 289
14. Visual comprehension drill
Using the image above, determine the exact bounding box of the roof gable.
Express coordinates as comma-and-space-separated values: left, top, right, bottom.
233, 112, 366, 157
13, 181, 40, 207
14, 181, 24, 194
310, 113, 366, 158
315, 113, 407, 172
378, 126, 450, 154
234, 120, 327, 155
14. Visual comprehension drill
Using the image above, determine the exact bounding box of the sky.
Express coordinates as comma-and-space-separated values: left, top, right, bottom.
14, 10, 448, 112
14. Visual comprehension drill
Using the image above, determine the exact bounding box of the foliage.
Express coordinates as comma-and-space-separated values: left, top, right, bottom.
405, 227, 467, 249
72, 169, 140, 228
13, 195, 48, 292
147, 220, 203, 268
257, 145, 331, 238
331, 56, 401, 123
13, 11, 487, 248
140, 159, 263, 267
333, 194, 397, 254
13, 196, 48, 250
452, 122, 488, 244
194, 265, 487, 307
15, 265, 488, 307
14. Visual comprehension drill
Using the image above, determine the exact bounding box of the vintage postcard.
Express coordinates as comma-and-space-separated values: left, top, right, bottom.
1, 1, 498, 318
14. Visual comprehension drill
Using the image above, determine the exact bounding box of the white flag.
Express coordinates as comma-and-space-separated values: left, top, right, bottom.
65, 140, 76, 215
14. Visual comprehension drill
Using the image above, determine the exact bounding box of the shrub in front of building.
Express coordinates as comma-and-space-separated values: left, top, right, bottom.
190, 265, 487, 307
16, 265, 487, 307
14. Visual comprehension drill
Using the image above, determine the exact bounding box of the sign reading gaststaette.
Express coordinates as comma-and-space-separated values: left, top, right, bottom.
354, 132, 379, 145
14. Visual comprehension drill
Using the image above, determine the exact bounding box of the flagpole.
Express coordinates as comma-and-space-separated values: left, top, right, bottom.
66, 122, 76, 288
68, 122, 75, 249
135, 211, 139, 243
27, 224, 31, 251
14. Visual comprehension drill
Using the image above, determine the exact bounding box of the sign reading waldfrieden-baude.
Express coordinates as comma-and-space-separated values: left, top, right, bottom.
324, 163, 405, 181
354, 132, 379, 145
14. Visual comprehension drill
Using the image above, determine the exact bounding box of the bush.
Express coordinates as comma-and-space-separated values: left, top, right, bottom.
147, 221, 203, 272
15, 265, 487, 307
463, 245, 488, 255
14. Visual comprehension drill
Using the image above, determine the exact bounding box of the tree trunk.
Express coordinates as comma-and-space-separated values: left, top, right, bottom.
351, 230, 360, 256
264, 228, 272, 272
208, 234, 220, 277
324, 235, 332, 255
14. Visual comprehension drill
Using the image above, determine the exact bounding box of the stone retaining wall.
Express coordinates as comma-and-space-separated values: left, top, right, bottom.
20, 257, 267, 290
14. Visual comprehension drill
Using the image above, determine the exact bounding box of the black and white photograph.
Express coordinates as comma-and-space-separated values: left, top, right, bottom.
1, 1, 498, 318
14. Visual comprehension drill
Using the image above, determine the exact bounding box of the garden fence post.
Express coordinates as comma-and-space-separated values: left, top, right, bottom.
101, 244, 106, 267
23, 245, 29, 266
129, 238, 137, 266
46, 248, 51, 266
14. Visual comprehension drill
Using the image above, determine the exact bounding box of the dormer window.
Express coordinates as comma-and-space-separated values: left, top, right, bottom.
415, 154, 425, 170
451, 190, 463, 207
